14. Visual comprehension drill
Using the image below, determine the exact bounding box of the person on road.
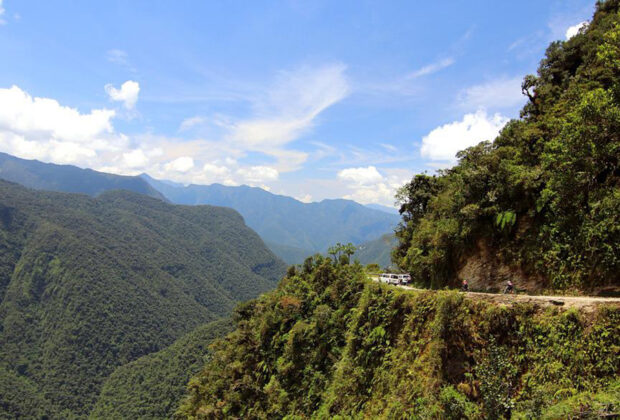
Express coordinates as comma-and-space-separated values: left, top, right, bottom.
461, 279, 469, 292
504, 280, 514, 294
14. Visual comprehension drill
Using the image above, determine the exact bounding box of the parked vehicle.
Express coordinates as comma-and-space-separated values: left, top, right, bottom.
379, 273, 411, 285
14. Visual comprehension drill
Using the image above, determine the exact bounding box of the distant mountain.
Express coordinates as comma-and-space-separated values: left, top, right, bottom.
0, 180, 285, 418
266, 241, 315, 265
142, 174, 400, 253
354, 233, 397, 268
365, 203, 400, 215
0, 152, 165, 200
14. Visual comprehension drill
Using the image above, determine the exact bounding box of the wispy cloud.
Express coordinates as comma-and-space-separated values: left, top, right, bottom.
0, 0, 7, 25
406, 57, 455, 79
0, 64, 349, 188
456, 76, 525, 111
106, 49, 137, 72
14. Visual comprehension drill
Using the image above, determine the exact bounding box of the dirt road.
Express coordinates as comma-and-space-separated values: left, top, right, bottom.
369, 277, 620, 311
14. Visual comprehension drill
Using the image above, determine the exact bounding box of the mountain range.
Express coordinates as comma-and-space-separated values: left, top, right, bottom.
0, 151, 165, 200
0, 180, 285, 417
141, 174, 400, 258
0, 152, 399, 266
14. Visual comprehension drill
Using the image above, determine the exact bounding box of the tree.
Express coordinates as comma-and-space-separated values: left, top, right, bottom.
328, 243, 356, 265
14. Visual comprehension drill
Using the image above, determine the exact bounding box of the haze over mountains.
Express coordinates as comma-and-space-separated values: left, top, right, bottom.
142, 173, 399, 256
0, 152, 165, 200
0, 180, 285, 417
0, 152, 399, 265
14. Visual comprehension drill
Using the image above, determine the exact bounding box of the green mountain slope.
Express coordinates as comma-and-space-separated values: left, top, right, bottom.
0, 180, 285, 418
394, 0, 620, 292
265, 241, 315, 265
142, 174, 400, 254
354, 233, 397, 268
0, 152, 165, 200
91, 318, 233, 420
177, 258, 619, 418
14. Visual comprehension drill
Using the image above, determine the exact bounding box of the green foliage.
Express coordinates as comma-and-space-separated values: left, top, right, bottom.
327, 242, 356, 264
393, 1, 620, 291
90, 319, 233, 420
0, 180, 285, 418
177, 262, 620, 419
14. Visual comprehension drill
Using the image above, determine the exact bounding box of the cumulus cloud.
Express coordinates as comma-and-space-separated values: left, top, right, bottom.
565, 21, 588, 39
421, 110, 508, 162
0, 85, 122, 164
457, 77, 526, 110
337, 166, 411, 205
105, 80, 140, 109
338, 166, 383, 185
406, 58, 455, 79
0, 63, 347, 190
164, 156, 194, 173
236, 166, 279, 183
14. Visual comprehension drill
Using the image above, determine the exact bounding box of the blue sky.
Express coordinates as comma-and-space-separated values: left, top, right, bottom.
0, 0, 594, 205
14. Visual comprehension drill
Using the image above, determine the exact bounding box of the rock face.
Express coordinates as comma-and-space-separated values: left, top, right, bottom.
457, 240, 544, 292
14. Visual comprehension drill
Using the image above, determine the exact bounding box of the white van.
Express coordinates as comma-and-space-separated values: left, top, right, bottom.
379, 273, 411, 285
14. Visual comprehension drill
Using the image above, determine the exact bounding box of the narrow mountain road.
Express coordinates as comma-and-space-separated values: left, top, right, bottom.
369, 277, 620, 311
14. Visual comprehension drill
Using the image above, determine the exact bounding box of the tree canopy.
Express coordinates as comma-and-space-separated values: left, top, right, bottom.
393, 0, 620, 291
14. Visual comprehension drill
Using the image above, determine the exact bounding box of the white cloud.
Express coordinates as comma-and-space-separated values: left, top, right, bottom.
338, 166, 383, 185
406, 58, 455, 79
0, 85, 123, 165
380, 143, 397, 152
0, 0, 6, 25
421, 110, 508, 162
337, 166, 412, 205
179, 116, 206, 131
228, 63, 349, 157
122, 149, 149, 168
0, 63, 347, 191
105, 80, 140, 109
164, 156, 194, 173
236, 166, 279, 184
565, 21, 588, 39
295, 193, 313, 203
457, 77, 525, 110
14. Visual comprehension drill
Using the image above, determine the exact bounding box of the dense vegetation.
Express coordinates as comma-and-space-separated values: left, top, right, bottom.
0, 151, 165, 200
91, 318, 233, 419
394, 0, 620, 291
0, 180, 285, 418
142, 174, 399, 255
178, 257, 619, 418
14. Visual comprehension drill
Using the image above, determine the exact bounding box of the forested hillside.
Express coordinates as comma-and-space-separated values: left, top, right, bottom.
394, 0, 620, 292
178, 257, 619, 418
142, 174, 400, 254
0, 152, 165, 200
0, 180, 285, 418
91, 318, 233, 419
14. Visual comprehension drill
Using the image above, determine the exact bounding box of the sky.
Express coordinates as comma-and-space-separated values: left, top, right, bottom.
0, 0, 595, 206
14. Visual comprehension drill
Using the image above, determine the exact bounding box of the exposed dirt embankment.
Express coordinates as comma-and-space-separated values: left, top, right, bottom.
456, 240, 544, 293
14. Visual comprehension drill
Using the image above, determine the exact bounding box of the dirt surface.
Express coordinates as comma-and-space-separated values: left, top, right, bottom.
370, 277, 620, 312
